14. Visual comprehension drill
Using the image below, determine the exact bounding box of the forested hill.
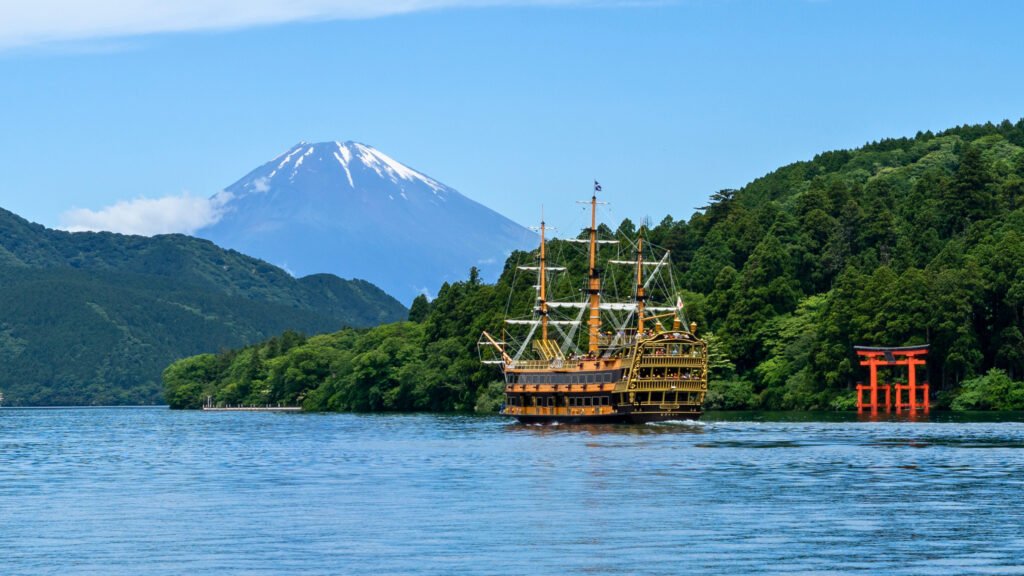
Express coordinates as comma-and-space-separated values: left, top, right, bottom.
0, 208, 407, 406
647, 119, 1024, 408
164, 120, 1024, 412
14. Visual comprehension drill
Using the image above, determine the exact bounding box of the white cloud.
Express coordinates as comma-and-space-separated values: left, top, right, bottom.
61, 191, 232, 236
251, 177, 271, 193
0, 0, 650, 50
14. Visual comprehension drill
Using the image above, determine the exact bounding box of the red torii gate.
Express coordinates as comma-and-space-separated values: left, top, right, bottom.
854, 345, 929, 414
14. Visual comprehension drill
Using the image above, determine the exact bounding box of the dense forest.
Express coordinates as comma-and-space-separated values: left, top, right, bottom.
0, 209, 407, 405
166, 120, 1024, 412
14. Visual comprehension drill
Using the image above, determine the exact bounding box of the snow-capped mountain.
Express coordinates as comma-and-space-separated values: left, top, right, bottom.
196, 141, 534, 302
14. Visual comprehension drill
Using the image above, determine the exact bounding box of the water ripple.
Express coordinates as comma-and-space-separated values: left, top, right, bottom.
1, 408, 1023, 575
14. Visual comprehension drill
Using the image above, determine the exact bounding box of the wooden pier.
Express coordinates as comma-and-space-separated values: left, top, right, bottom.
202, 396, 301, 412
201, 406, 302, 412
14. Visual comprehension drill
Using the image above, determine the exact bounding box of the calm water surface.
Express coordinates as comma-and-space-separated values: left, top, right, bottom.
2, 408, 1023, 575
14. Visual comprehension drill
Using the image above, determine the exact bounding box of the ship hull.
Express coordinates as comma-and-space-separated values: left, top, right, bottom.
511, 411, 702, 425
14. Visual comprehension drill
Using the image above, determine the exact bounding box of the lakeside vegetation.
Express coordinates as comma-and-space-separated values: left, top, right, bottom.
164, 119, 1024, 411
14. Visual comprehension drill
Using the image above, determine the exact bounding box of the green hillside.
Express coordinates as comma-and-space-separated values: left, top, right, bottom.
0, 208, 407, 406
165, 120, 1024, 412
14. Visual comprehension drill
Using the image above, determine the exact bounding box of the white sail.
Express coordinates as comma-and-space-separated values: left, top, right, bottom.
545, 302, 680, 312
505, 319, 581, 325
517, 266, 567, 271
562, 238, 618, 244
607, 260, 663, 266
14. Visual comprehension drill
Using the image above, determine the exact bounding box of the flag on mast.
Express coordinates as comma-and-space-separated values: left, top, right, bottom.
594, 180, 602, 192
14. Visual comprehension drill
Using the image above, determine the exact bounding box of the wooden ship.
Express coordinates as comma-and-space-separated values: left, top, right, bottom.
480, 185, 708, 424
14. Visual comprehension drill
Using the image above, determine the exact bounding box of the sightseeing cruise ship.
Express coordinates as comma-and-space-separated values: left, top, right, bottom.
480, 185, 708, 424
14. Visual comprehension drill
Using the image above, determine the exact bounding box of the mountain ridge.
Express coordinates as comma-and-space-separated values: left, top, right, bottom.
197, 141, 535, 301
0, 206, 407, 406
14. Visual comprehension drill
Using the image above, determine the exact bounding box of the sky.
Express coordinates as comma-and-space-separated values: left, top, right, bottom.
1, 0, 1023, 236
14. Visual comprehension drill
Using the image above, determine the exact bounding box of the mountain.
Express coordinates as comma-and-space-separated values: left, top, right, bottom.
0, 207, 407, 406
196, 141, 535, 302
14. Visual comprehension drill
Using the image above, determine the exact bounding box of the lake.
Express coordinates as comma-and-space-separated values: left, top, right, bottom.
2, 408, 1023, 575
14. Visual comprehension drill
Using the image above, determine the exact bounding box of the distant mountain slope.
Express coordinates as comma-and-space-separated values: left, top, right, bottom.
0, 207, 406, 406
196, 141, 535, 302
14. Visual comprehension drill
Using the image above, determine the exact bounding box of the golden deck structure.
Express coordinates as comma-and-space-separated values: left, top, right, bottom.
480, 184, 708, 424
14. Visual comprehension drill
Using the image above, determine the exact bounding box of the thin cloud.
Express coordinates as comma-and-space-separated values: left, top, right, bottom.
61, 191, 232, 236
0, 1, 658, 50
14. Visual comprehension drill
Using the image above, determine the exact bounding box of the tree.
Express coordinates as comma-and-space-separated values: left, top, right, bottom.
944, 142, 994, 233
408, 294, 431, 323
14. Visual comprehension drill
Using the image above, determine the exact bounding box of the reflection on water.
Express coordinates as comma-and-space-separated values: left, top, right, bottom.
507, 420, 708, 437
2, 408, 1024, 575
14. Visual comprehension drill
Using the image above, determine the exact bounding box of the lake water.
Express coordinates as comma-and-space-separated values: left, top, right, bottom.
2, 408, 1023, 575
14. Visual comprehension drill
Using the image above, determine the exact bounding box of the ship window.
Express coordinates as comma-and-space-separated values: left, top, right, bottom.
651, 392, 662, 403
546, 397, 554, 407
584, 397, 592, 406
600, 396, 609, 406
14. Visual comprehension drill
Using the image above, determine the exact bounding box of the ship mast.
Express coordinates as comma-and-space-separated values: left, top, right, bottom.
635, 225, 646, 334
586, 184, 602, 354
538, 211, 549, 341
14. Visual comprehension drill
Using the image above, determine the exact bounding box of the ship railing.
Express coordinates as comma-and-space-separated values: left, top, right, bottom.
507, 383, 616, 393
630, 380, 707, 391
634, 356, 705, 367
508, 358, 623, 371
508, 359, 560, 370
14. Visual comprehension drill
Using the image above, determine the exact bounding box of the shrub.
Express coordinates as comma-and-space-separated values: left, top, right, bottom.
951, 368, 1024, 410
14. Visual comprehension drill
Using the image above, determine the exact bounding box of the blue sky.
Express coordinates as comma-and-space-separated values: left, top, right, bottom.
1, 0, 1022, 235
